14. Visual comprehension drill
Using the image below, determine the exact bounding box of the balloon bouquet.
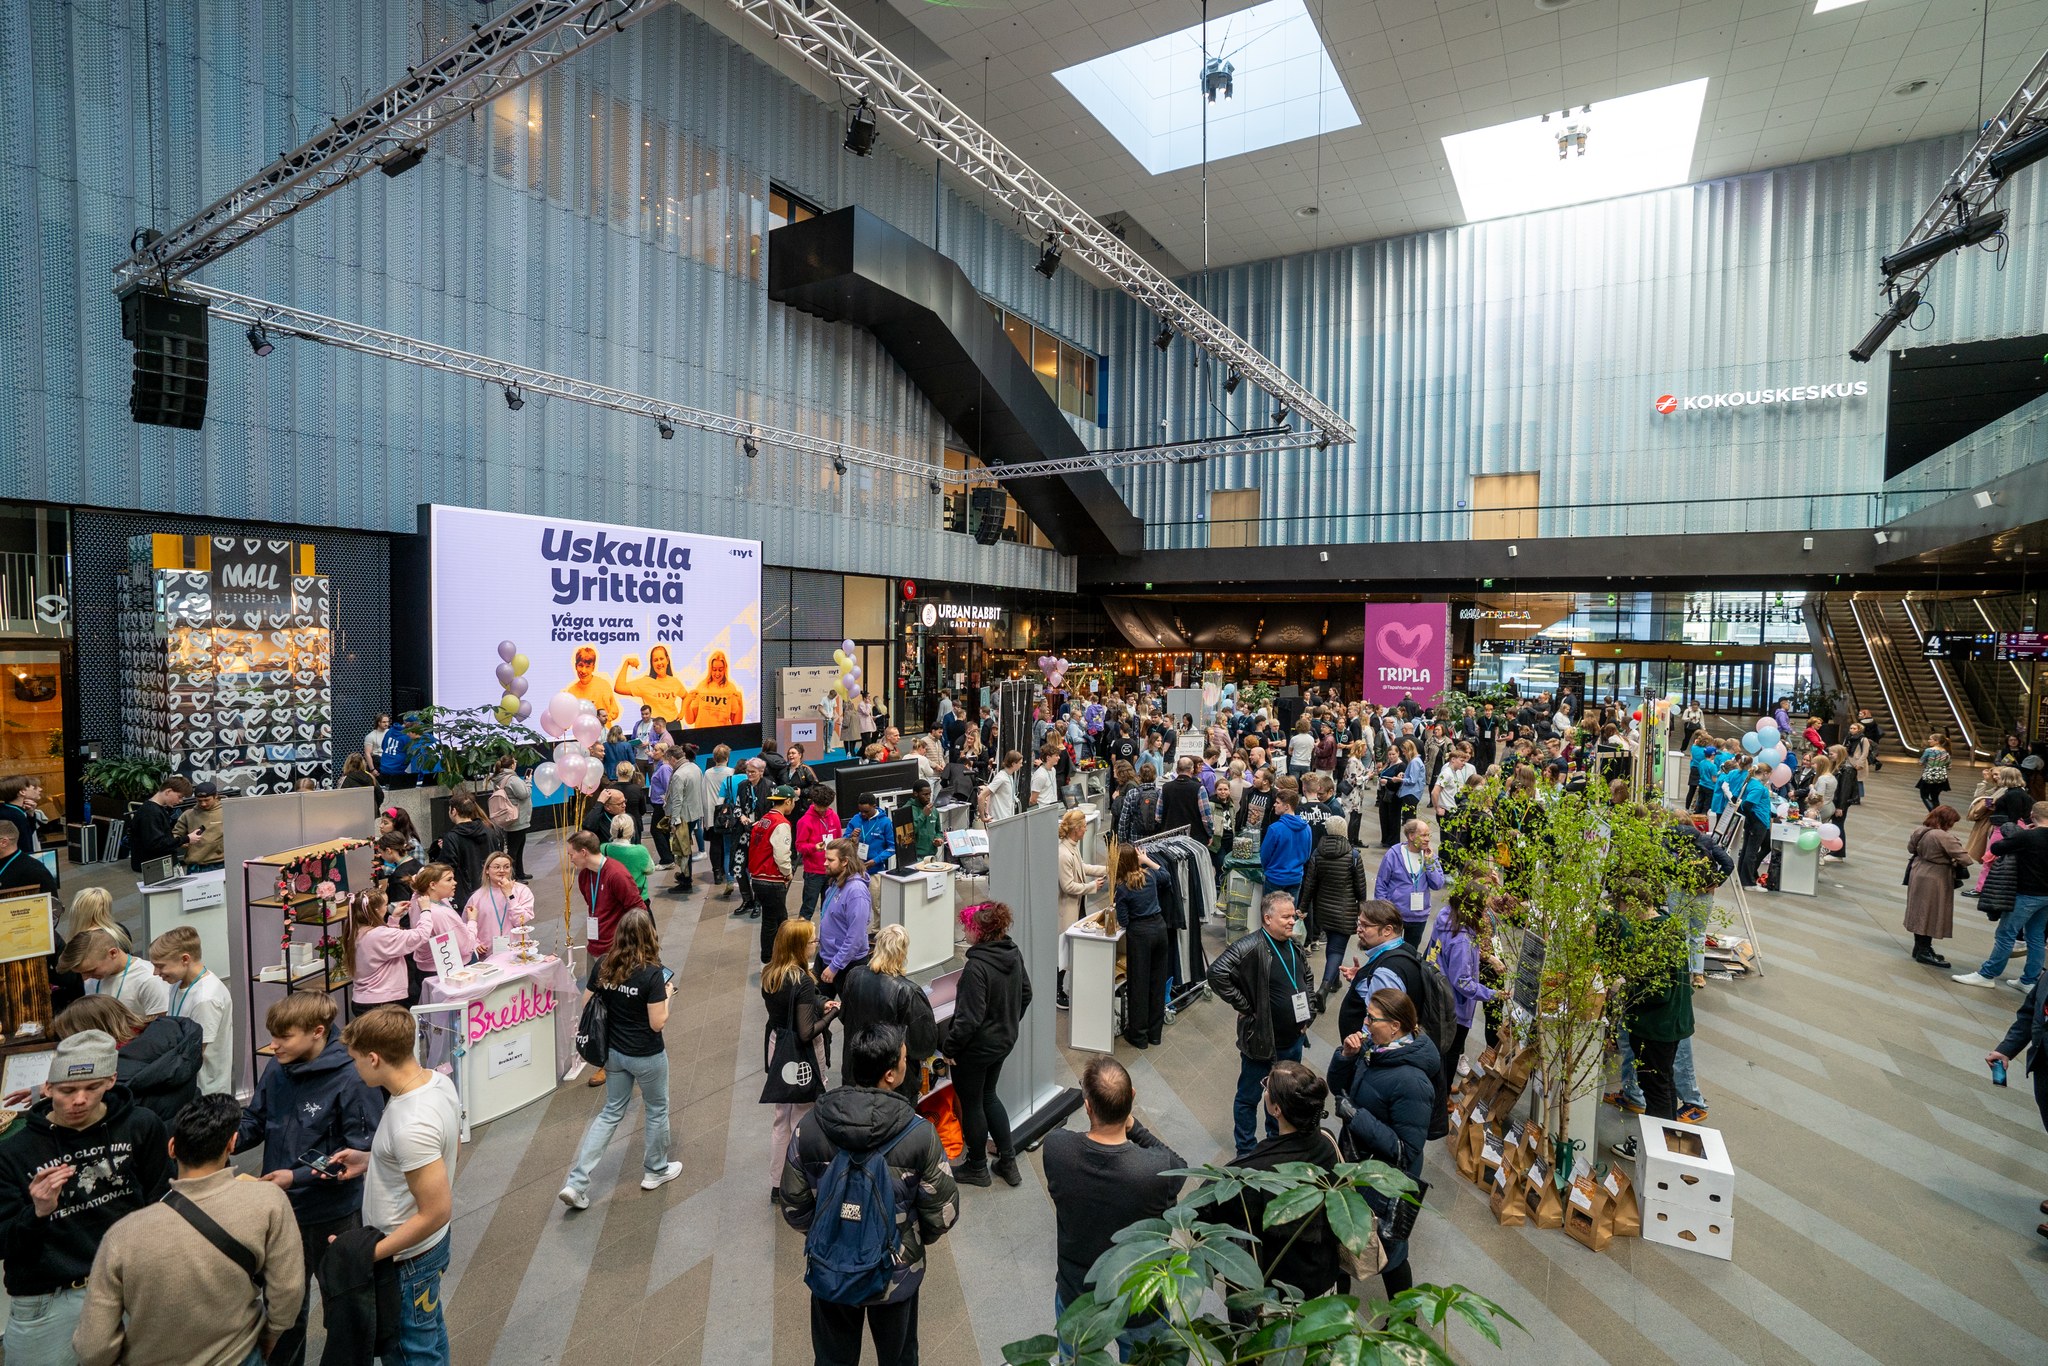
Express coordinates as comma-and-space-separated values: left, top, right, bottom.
832, 640, 862, 755
497, 638, 612, 949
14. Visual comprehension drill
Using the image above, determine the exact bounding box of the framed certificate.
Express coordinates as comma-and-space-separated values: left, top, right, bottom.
0, 893, 53, 966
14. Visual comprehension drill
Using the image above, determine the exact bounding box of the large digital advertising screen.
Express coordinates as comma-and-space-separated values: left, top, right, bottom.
428, 506, 761, 750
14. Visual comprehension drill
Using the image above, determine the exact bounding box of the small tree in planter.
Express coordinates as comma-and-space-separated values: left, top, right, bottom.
395, 707, 548, 794
1003, 1159, 1520, 1365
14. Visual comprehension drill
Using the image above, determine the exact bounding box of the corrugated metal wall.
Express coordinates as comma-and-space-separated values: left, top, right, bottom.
0, 0, 1093, 591
1106, 134, 2048, 548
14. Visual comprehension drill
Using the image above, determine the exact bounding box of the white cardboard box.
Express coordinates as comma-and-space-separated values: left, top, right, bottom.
1635, 1114, 1734, 1212
1641, 1197, 1734, 1260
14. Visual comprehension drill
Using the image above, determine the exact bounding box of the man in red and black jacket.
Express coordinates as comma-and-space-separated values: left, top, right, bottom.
746, 786, 797, 965
569, 830, 645, 1088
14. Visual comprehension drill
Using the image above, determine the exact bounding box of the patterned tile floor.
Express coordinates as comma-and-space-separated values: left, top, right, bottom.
85, 767, 2048, 1363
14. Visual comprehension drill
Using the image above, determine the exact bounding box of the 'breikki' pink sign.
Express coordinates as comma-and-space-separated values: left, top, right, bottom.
1362, 602, 1449, 708
465, 982, 556, 1044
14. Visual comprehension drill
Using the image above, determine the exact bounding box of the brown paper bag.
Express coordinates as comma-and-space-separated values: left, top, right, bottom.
1522, 1156, 1565, 1228
1605, 1163, 1642, 1237
1563, 1174, 1610, 1250
1489, 1146, 1528, 1225
1455, 1098, 1492, 1183
1476, 1124, 1510, 1192
1488, 1044, 1540, 1116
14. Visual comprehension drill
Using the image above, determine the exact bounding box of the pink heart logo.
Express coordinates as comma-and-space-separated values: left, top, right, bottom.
1376, 622, 1432, 670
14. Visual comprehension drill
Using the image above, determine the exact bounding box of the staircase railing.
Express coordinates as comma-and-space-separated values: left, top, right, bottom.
1899, 599, 1984, 757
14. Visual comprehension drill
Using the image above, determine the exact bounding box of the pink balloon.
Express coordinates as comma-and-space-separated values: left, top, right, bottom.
547, 691, 581, 728
1769, 764, 1791, 786
537, 711, 565, 739
576, 765, 603, 795
1820, 835, 1843, 851
572, 713, 604, 748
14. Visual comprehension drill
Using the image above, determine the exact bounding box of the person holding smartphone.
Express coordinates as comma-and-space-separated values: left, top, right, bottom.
236, 991, 383, 1366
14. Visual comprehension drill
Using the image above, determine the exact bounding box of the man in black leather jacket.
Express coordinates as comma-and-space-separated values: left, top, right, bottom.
1206, 892, 1314, 1158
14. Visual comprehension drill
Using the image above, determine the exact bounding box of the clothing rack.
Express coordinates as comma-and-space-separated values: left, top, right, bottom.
1119, 824, 1208, 1013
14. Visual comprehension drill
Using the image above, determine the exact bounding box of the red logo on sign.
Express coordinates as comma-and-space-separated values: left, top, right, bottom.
1654, 394, 1678, 414
901, 579, 917, 600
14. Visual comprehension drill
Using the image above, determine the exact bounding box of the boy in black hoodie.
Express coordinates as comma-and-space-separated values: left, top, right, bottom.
0, 1029, 169, 1361
239, 990, 385, 1366
431, 791, 504, 910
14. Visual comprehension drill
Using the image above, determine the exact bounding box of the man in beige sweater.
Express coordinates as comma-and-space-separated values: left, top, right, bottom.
74, 1093, 303, 1366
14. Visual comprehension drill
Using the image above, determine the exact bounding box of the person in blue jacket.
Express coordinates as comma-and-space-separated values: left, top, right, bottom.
1707, 754, 1745, 817
1686, 736, 1716, 812
1258, 791, 1314, 901
1330, 986, 1440, 1303
1736, 762, 1776, 889
846, 792, 897, 874
237, 991, 384, 1366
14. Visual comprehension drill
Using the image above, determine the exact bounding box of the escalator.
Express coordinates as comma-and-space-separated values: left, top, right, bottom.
1835, 595, 1927, 756
1893, 599, 1991, 757
1816, 593, 1990, 758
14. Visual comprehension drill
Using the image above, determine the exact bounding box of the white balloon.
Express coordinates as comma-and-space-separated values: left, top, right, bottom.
547, 691, 581, 727
577, 699, 598, 717
532, 761, 561, 797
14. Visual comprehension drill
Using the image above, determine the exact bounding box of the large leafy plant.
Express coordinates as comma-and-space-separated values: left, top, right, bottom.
396, 706, 547, 789
82, 752, 171, 807
1003, 1158, 1520, 1365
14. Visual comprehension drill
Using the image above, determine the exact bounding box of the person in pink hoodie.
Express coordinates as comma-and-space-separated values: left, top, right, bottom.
341, 888, 433, 1013
407, 863, 478, 971
795, 784, 844, 921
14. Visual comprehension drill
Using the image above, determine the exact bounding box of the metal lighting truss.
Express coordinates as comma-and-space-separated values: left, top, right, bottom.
1877, 48, 2048, 305
188, 284, 1311, 481
721, 0, 1355, 448
110, 0, 662, 291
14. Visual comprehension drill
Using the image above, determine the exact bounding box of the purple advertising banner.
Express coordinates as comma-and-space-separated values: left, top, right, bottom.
1362, 602, 1450, 708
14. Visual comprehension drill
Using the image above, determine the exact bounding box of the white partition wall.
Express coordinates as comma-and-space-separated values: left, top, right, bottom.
983, 801, 1082, 1145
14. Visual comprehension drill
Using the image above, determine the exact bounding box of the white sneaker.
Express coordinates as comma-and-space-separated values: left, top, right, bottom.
558, 1186, 589, 1211
1611, 1135, 1638, 1160
2009, 979, 2036, 992
1951, 972, 1999, 988
641, 1160, 683, 1191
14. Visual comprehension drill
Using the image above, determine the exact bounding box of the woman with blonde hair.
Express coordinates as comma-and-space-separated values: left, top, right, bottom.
1054, 807, 1104, 1013
761, 917, 837, 1202
60, 885, 130, 949
836, 923, 936, 1096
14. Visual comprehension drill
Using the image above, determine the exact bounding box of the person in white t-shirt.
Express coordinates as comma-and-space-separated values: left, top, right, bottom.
1431, 743, 1478, 821
148, 925, 235, 1096
1028, 747, 1061, 809
331, 1005, 461, 1363
980, 750, 1024, 825
58, 928, 172, 1017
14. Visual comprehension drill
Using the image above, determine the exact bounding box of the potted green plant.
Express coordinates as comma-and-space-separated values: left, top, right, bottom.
1002, 1159, 1520, 1365
391, 707, 549, 843
82, 752, 171, 808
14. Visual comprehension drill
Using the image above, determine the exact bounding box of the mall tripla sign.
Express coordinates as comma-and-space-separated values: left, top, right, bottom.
1654, 380, 1868, 414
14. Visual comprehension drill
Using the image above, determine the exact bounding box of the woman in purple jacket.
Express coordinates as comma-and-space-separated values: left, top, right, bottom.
1373, 819, 1447, 948
1427, 888, 1496, 1092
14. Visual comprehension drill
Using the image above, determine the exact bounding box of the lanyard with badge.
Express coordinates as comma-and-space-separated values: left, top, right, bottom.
1403, 846, 1426, 914
1264, 929, 1311, 1024
171, 969, 211, 1017
96, 957, 132, 1001
584, 869, 602, 943
487, 887, 509, 941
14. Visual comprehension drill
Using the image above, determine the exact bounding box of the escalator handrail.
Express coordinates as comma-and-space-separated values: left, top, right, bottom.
1898, 599, 1984, 757
1846, 596, 1916, 758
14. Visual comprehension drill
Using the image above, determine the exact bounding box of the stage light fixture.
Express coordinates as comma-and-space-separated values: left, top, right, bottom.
1881, 209, 2005, 278
1974, 489, 2000, 509
380, 145, 427, 178
1990, 124, 2048, 181
833, 456, 848, 475
844, 98, 878, 156
1153, 324, 1173, 352
741, 433, 759, 458
657, 419, 674, 440
1034, 232, 1063, 278
502, 383, 524, 411
244, 324, 273, 357
928, 478, 942, 495
1223, 369, 1241, 395
1273, 403, 1290, 423
1849, 288, 1921, 363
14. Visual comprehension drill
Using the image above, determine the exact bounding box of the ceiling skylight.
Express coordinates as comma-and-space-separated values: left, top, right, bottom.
1052, 0, 1359, 177
1441, 78, 1710, 223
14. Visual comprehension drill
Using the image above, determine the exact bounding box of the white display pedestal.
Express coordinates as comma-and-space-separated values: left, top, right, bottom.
1663, 752, 1688, 809
420, 952, 575, 1132
877, 868, 956, 974
1081, 807, 1108, 871
1768, 824, 1818, 896
140, 870, 230, 989
1062, 914, 1122, 1053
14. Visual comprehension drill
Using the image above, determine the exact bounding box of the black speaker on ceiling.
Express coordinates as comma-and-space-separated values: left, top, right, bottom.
120, 287, 210, 430
969, 487, 1007, 545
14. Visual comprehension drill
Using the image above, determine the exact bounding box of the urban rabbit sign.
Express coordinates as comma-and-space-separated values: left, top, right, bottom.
1362, 602, 1449, 708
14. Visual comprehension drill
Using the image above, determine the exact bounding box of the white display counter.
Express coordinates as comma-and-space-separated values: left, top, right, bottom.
140, 870, 230, 985
420, 950, 577, 1129
1768, 824, 1819, 896
1061, 912, 1122, 1054
877, 866, 957, 974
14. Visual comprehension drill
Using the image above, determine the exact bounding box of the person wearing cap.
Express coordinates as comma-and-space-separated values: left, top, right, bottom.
171, 781, 224, 871
0, 1030, 171, 1364
747, 786, 797, 965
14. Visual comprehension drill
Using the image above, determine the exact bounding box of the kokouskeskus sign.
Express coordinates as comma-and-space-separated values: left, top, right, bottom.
1654, 380, 1869, 414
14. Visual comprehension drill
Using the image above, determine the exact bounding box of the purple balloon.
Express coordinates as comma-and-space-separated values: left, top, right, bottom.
514, 699, 533, 720
497, 640, 518, 662
507, 675, 529, 697
495, 662, 517, 689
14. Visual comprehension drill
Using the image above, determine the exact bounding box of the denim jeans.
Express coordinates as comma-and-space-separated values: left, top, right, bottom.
1668, 890, 1712, 975
391, 1233, 452, 1365
1318, 928, 1350, 993
1619, 1031, 1704, 1109
565, 1047, 672, 1194
4, 1287, 87, 1366
1978, 894, 2048, 985
801, 870, 831, 919
1054, 1290, 1184, 1363
1232, 1036, 1305, 1157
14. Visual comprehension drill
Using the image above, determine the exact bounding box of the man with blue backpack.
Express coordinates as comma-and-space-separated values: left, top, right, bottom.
780, 1023, 960, 1366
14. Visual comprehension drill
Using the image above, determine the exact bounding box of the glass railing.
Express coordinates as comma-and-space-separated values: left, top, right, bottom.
1882, 389, 2048, 519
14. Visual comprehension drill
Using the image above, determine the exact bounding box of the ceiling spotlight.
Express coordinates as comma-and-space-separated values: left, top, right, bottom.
832, 456, 849, 475
379, 144, 427, 178
1034, 231, 1063, 278
502, 383, 524, 411
1974, 489, 2000, 509
1223, 370, 1241, 395
1990, 123, 2048, 181
928, 478, 942, 495
1314, 433, 1331, 452
1849, 287, 1921, 363
1874, 530, 1892, 545
1153, 324, 1173, 352
844, 98, 877, 157
1294, 205, 1319, 220
657, 419, 674, 440
1201, 57, 1234, 103
741, 432, 759, 459
244, 323, 273, 357
1273, 404, 1291, 423
1881, 209, 2006, 278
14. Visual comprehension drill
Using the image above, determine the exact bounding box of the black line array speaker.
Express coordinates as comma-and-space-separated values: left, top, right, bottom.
120, 287, 210, 429
969, 486, 1007, 545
